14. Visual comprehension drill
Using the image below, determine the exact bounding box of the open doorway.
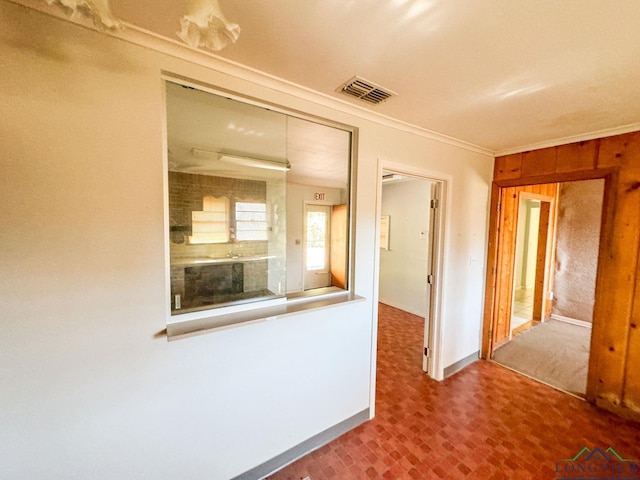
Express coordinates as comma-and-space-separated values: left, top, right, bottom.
511, 198, 541, 334
490, 179, 604, 397
510, 192, 554, 337
301, 202, 348, 291
376, 168, 443, 378
303, 204, 332, 290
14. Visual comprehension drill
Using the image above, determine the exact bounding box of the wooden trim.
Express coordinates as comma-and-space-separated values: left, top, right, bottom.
545, 187, 560, 319
556, 140, 598, 173
532, 200, 551, 321
517, 192, 555, 202
484, 184, 559, 353
481, 183, 501, 358
517, 189, 558, 322
594, 398, 640, 424
494, 167, 616, 189
623, 240, 640, 409
494, 187, 520, 347
494, 153, 522, 181
587, 151, 640, 404
522, 147, 557, 178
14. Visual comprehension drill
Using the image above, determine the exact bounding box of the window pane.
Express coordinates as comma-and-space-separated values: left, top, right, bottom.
166, 82, 287, 314
236, 202, 268, 241
188, 196, 229, 244
166, 79, 353, 317
306, 211, 327, 270
236, 202, 267, 213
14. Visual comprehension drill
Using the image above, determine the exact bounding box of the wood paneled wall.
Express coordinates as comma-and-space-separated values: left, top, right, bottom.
483, 131, 640, 421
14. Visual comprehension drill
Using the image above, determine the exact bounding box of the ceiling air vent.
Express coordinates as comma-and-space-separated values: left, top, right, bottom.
337, 76, 397, 105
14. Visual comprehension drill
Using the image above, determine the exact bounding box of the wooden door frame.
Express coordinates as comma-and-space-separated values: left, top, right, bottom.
481, 169, 611, 362
488, 133, 640, 419
488, 187, 558, 350
518, 192, 556, 323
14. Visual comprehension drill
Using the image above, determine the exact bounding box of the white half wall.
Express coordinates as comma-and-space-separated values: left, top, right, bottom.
0, 2, 493, 478
379, 179, 432, 317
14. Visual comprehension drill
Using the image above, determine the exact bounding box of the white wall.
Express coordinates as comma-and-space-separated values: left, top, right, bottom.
524, 204, 541, 288
379, 179, 432, 317
372, 136, 493, 370
285, 183, 344, 293
0, 2, 493, 479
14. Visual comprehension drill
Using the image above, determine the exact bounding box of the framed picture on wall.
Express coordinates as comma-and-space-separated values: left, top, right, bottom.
380, 215, 390, 250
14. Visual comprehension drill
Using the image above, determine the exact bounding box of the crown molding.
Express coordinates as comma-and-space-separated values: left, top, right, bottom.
7, 0, 494, 158
495, 122, 640, 157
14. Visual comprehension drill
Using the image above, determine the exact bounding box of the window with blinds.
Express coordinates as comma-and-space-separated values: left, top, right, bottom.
188, 196, 230, 244
235, 202, 268, 241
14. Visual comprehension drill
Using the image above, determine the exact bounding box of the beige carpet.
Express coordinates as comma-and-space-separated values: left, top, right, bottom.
492, 319, 591, 396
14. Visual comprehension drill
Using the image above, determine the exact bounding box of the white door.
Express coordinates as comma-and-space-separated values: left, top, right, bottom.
422, 182, 440, 373
303, 204, 331, 290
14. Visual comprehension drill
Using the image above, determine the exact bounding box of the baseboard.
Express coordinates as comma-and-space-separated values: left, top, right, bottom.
443, 351, 479, 378
550, 314, 592, 328
232, 408, 370, 480
594, 397, 640, 423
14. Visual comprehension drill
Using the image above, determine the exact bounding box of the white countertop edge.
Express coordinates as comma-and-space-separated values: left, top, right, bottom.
166, 292, 365, 341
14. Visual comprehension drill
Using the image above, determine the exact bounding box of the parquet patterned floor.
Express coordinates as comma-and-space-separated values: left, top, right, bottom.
268, 303, 640, 479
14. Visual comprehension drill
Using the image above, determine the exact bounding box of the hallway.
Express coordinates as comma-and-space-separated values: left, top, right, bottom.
511, 287, 534, 334
269, 304, 640, 479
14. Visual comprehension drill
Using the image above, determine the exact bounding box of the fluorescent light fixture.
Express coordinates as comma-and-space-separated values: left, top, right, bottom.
191, 148, 291, 171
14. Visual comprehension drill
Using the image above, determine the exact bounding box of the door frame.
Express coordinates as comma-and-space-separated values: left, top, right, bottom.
371, 159, 449, 404
481, 172, 610, 366
507, 192, 556, 343
526, 194, 555, 322
484, 185, 559, 352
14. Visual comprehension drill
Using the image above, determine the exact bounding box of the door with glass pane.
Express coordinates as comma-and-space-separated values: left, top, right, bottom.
304, 204, 331, 290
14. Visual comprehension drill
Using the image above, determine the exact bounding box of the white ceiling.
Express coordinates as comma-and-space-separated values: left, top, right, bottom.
105, 1, 640, 153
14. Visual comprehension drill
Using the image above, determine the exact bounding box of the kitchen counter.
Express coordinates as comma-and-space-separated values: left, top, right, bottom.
171, 255, 273, 267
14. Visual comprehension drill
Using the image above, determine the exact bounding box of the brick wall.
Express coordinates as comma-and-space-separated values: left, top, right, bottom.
168, 172, 270, 312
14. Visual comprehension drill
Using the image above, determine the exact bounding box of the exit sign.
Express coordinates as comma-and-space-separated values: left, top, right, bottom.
314, 193, 326, 201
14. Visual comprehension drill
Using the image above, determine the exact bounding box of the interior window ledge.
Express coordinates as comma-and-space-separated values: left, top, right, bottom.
166, 291, 365, 341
